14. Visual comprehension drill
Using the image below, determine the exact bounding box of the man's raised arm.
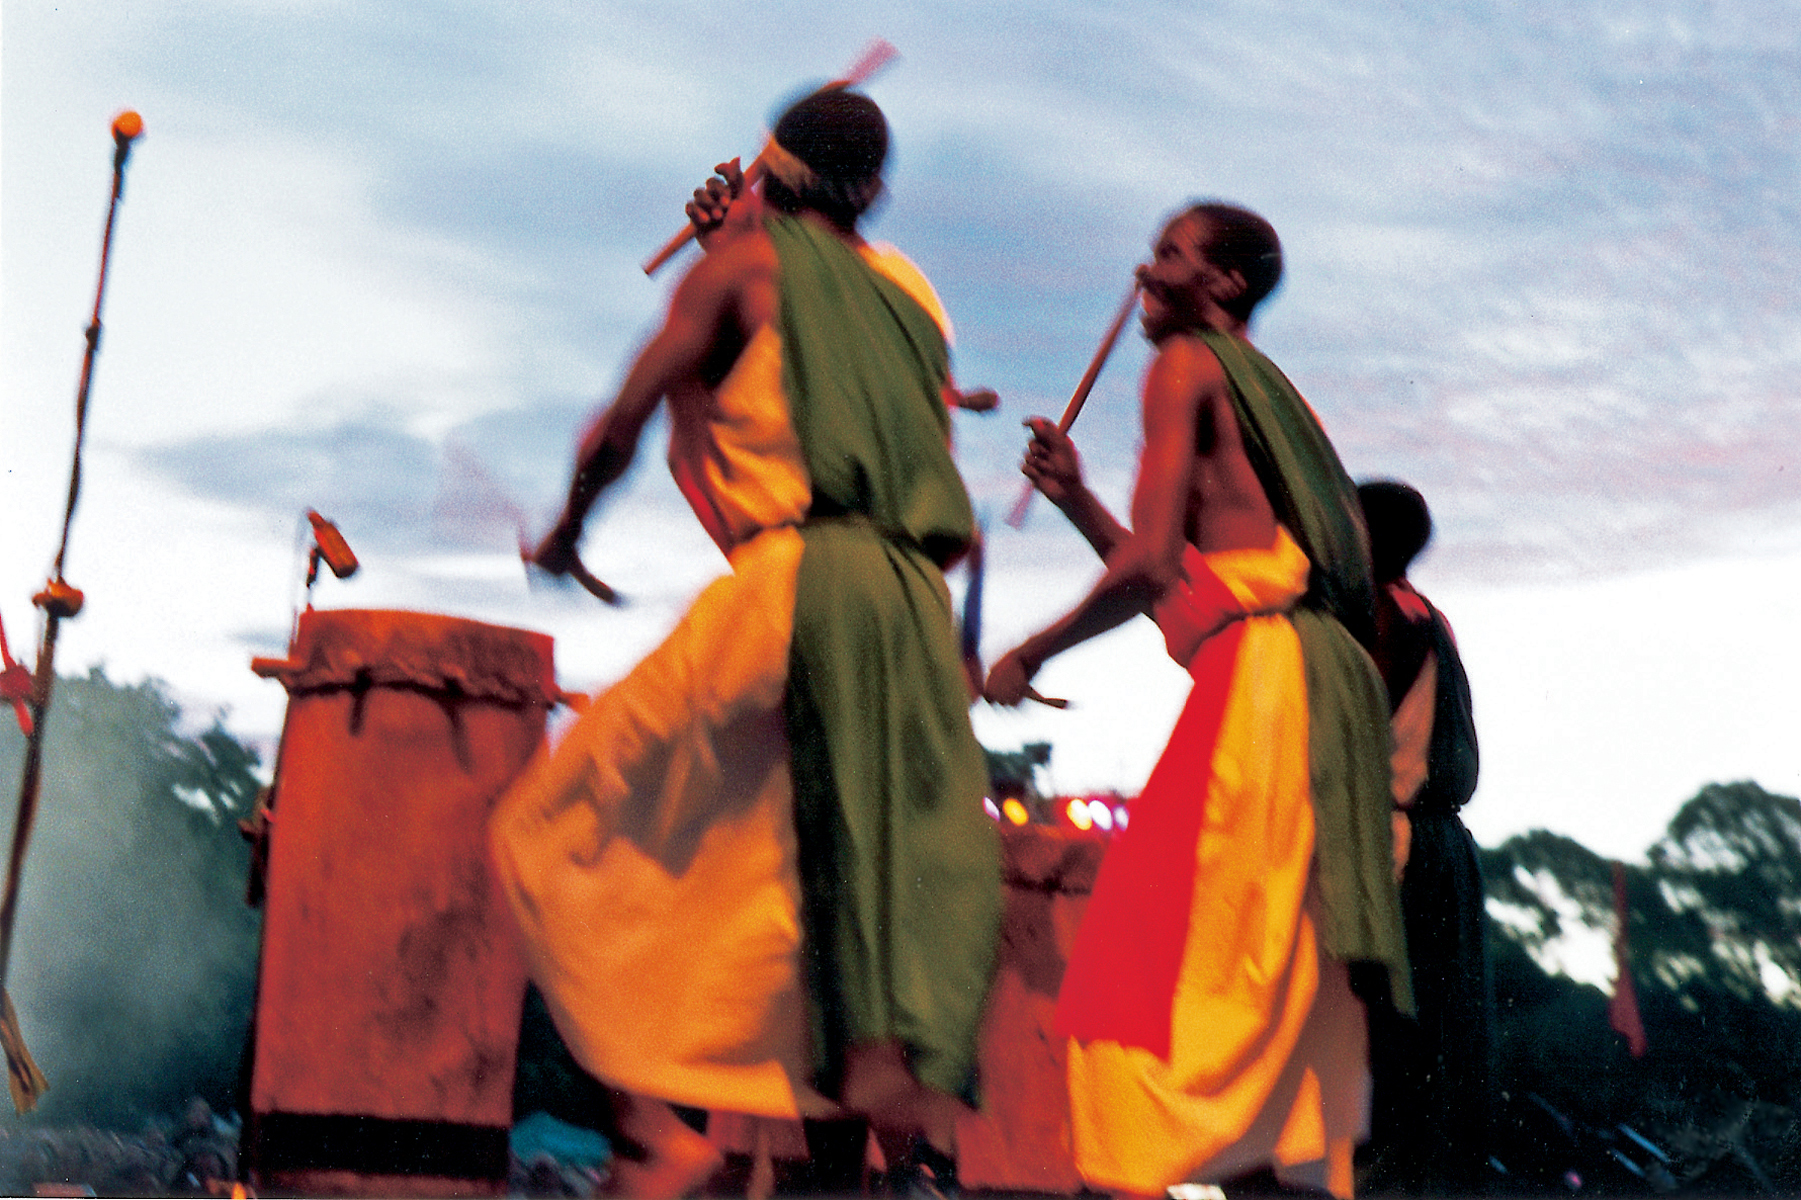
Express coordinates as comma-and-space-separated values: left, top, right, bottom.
984, 340, 1207, 705
1022, 418, 1128, 559
533, 250, 749, 573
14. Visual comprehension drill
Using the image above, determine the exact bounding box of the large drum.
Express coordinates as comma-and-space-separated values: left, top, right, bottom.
243, 609, 557, 1197
954, 824, 1100, 1194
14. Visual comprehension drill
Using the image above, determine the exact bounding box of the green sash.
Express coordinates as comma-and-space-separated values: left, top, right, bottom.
767, 216, 972, 562
1203, 331, 1413, 1014
769, 214, 999, 1098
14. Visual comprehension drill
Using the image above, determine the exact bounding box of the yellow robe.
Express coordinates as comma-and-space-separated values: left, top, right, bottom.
488, 244, 953, 1119
1066, 530, 1369, 1198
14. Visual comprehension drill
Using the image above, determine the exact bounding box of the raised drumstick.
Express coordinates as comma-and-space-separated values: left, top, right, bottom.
1005, 281, 1141, 528
642, 39, 898, 276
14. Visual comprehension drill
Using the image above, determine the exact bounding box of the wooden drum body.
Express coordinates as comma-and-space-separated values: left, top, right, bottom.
243, 609, 556, 1196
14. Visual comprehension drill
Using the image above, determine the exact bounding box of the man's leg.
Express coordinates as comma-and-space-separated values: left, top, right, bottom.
840, 1038, 961, 1157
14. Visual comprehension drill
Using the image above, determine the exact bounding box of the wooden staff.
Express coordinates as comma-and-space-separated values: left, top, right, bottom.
1005, 281, 1141, 528
641, 39, 899, 276
2, 110, 143, 1114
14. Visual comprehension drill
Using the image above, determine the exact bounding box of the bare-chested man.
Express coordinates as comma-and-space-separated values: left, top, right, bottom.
987, 204, 1406, 1198
490, 89, 998, 1196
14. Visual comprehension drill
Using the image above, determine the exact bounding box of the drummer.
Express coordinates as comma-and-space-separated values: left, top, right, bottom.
489, 87, 1000, 1196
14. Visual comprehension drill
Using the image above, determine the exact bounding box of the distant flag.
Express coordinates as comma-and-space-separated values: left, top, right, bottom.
1608, 860, 1648, 1058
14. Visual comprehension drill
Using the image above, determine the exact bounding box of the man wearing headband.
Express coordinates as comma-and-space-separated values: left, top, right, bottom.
490, 88, 998, 1195
990, 204, 1406, 1198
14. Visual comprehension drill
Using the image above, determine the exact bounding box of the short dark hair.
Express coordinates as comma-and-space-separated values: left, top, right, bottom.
1358, 479, 1433, 582
1184, 202, 1283, 322
764, 89, 888, 230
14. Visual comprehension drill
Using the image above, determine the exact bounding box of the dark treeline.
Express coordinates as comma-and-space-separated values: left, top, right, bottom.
3, 671, 1801, 1196
1480, 781, 1801, 1194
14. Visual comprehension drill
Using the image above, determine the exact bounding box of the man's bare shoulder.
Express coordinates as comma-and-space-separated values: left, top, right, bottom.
1151, 330, 1229, 377
687, 226, 778, 288
1143, 330, 1229, 413
667, 225, 779, 334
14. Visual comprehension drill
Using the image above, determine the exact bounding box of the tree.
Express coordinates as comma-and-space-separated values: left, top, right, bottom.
983, 742, 1051, 800
0, 667, 263, 1129
1479, 781, 1801, 1193
1646, 782, 1801, 1009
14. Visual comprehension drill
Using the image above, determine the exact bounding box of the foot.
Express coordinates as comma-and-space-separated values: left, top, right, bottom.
602, 1093, 723, 1199
841, 1042, 923, 1137
604, 1135, 722, 1199
840, 1039, 959, 1156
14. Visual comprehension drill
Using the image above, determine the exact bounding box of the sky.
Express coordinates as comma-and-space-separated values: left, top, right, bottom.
2, 0, 1797, 864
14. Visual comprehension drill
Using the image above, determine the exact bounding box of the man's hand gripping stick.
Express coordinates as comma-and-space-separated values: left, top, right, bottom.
641, 39, 899, 276
1005, 281, 1141, 528
520, 538, 619, 606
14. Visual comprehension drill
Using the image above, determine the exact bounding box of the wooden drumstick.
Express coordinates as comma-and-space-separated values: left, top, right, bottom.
565, 556, 619, 606
1005, 281, 1141, 528
642, 39, 899, 276
519, 537, 621, 606
998, 282, 1137, 708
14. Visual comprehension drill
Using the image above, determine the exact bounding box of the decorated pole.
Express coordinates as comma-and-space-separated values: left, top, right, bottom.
0, 110, 144, 1113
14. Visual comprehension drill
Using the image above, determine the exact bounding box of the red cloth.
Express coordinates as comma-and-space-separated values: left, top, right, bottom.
1608, 860, 1648, 1058
0, 611, 32, 736
1054, 619, 1247, 1057
1386, 579, 1431, 626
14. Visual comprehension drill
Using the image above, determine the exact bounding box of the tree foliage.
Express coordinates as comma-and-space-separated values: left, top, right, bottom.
4, 669, 1799, 1191
0, 667, 263, 1130
983, 741, 1051, 800
1481, 781, 1801, 1193
1647, 782, 1801, 1008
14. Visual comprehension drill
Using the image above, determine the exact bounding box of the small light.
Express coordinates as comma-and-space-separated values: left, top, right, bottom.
1002, 797, 1031, 826
1114, 806, 1130, 830
1065, 798, 1093, 831
1088, 799, 1114, 831
983, 797, 1001, 820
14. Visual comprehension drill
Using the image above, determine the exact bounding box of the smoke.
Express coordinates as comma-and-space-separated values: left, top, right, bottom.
0, 668, 262, 1130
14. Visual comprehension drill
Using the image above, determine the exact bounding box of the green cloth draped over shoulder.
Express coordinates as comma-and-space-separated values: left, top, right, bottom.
1201, 330, 1413, 1014
767, 214, 1000, 1098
